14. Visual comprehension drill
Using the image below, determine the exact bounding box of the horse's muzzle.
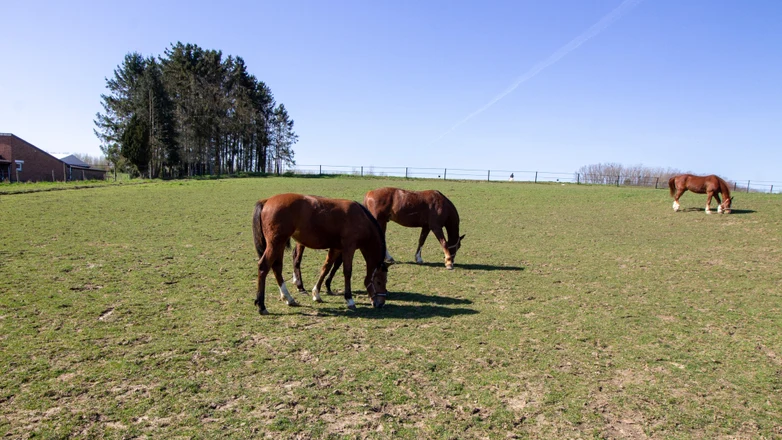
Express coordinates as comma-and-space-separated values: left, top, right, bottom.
372, 293, 387, 308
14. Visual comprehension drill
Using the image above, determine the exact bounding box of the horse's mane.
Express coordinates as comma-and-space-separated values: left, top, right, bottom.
356, 202, 388, 269
716, 176, 732, 198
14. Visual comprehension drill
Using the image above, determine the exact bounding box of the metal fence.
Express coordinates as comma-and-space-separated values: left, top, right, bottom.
290, 164, 782, 194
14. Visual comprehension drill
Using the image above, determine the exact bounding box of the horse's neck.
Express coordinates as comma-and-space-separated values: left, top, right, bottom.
718, 178, 731, 197
444, 216, 460, 244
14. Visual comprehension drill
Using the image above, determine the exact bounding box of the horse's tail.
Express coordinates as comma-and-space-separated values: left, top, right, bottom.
252, 199, 267, 259
668, 176, 677, 197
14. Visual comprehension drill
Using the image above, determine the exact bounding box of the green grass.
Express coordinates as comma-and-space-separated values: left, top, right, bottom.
1, 177, 781, 438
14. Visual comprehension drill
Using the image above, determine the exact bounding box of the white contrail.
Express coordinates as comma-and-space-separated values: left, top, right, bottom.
432, 0, 645, 144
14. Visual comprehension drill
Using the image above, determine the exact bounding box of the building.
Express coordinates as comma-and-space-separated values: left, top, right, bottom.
0, 133, 107, 182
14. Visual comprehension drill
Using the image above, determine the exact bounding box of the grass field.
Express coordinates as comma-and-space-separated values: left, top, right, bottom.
1, 176, 781, 439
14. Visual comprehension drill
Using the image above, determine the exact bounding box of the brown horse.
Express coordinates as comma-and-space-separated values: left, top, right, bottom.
252, 193, 388, 315
289, 188, 463, 295
668, 174, 733, 214
365, 187, 464, 269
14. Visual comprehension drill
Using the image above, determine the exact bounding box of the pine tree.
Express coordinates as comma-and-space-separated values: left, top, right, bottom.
96, 43, 296, 178
271, 104, 298, 174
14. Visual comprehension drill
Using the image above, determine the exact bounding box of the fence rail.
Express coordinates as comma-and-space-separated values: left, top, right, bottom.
291, 165, 782, 194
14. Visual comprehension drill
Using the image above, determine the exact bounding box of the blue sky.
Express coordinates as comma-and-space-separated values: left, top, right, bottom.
2, 0, 781, 181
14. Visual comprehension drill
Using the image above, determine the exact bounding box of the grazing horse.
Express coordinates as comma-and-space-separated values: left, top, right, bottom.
669, 174, 733, 214
365, 187, 465, 270
252, 193, 388, 315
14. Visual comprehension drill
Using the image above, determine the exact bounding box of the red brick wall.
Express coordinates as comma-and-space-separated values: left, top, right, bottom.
0, 134, 66, 182
0, 143, 11, 160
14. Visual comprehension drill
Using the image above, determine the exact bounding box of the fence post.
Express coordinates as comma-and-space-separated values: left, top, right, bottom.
487, 170, 490, 182
771, 185, 774, 194
577, 173, 580, 184
319, 165, 322, 176
361, 166, 363, 177
444, 169, 447, 180
534, 171, 538, 183
734, 182, 737, 191
655, 177, 659, 189
747, 181, 750, 193
405, 167, 408, 179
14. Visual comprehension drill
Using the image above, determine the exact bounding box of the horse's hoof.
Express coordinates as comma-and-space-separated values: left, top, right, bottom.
326, 289, 336, 296
347, 304, 357, 311
297, 289, 307, 294
446, 265, 454, 270
259, 309, 269, 315
287, 300, 299, 307
385, 258, 396, 265
314, 298, 323, 303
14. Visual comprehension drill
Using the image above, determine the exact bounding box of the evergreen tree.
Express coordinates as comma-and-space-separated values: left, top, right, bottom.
270, 104, 297, 174
121, 114, 150, 175
95, 42, 295, 178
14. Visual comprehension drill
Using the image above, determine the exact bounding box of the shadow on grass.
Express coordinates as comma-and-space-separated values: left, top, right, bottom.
278, 290, 477, 319
678, 207, 755, 215
402, 261, 524, 271
390, 291, 472, 305
313, 302, 479, 319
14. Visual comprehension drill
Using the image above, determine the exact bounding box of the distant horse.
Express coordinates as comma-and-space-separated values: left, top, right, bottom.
668, 174, 733, 214
365, 187, 464, 269
252, 193, 388, 315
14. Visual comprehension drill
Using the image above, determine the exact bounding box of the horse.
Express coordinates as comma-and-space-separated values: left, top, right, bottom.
364, 187, 464, 270
288, 188, 463, 296
252, 193, 389, 315
668, 174, 733, 214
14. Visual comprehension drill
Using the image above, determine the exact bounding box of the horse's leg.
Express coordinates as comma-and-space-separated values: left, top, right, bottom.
705, 191, 714, 214
715, 193, 723, 213
415, 227, 428, 264
325, 253, 343, 295
256, 255, 271, 315
272, 256, 298, 306
341, 247, 357, 310
312, 249, 340, 303
379, 220, 395, 264
291, 243, 307, 293
431, 227, 453, 269
673, 188, 685, 211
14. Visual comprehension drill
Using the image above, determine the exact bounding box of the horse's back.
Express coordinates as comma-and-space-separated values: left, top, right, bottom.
259, 193, 360, 248
365, 187, 456, 227
670, 174, 725, 194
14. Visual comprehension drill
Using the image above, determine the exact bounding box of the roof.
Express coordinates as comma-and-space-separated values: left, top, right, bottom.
52, 153, 91, 168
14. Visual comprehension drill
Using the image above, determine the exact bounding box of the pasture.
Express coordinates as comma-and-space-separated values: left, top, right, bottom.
1, 177, 781, 438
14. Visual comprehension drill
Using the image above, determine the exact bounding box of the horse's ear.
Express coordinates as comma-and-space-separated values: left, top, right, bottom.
460, 234, 466, 240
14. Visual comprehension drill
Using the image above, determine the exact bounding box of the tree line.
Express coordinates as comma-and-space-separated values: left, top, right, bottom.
577, 163, 684, 186
94, 42, 297, 178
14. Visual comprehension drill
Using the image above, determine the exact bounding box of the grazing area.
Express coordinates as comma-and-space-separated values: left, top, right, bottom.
1, 177, 781, 438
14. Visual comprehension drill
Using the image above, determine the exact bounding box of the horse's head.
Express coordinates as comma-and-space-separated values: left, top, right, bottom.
445, 234, 466, 270
721, 197, 733, 214
367, 262, 389, 308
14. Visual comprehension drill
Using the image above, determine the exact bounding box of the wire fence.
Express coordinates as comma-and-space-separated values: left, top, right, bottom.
290, 164, 782, 194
